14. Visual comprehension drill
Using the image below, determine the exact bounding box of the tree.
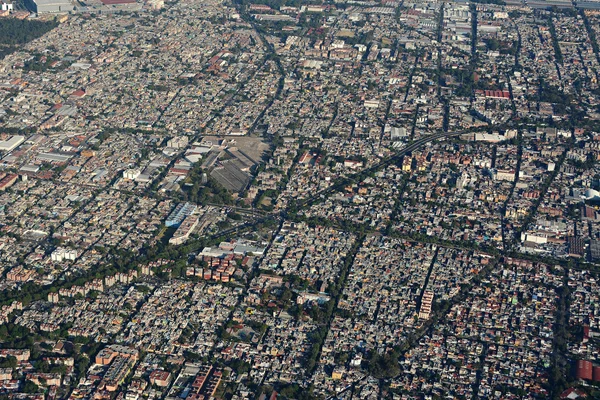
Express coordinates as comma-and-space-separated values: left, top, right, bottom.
0, 356, 16, 369
366, 349, 400, 379
229, 359, 251, 375
281, 288, 293, 304
183, 350, 201, 362
136, 285, 151, 294
22, 380, 39, 393
0, 19, 58, 46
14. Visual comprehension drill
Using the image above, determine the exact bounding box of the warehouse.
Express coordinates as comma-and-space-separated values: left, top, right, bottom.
29, 0, 73, 13
0, 135, 24, 152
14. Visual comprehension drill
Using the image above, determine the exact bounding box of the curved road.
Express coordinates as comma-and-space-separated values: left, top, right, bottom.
292, 128, 476, 210
212, 127, 490, 239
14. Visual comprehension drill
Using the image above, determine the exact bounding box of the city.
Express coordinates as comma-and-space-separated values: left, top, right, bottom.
0, 0, 598, 398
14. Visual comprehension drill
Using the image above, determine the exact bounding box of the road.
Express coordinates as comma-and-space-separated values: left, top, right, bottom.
209, 120, 523, 243
292, 128, 473, 211
208, 128, 479, 241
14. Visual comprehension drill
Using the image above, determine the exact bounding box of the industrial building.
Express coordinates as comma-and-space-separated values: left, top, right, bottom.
165, 202, 197, 228
0, 135, 24, 152
0, 174, 18, 191
210, 160, 251, 192
28, 0, 73, 12
390, 126, 408, 140
37, 152, 73, 163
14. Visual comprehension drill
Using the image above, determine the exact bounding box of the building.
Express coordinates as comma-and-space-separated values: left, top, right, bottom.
6, 267, 33, 282
95, 345, 138, 365
0, 174, 17, 191
364, 100, 380, 108
493, 169, 516, 182
568, 237, 585, 257
474, 133, 505, 143
297, 292, 331, 305
165, 202, 197, 228
19, 165, 40, 174
0, 349, 29, 361
418, 290, 434, 319
594, 366, 600, 382
520, 233, 548, 244
169, 215, 199, 245
51, 248, 77, 262
0, 135, 24, 152
0, 369, 11, 380
390, 127, 408, 140
28, 0, 74, 13
576, 360, 593, 380
101, 356, 134, 391
100, 0, 137, 6
149, 370, 171, 387
26, 373, 61, 387
123, 169, 141, 180
167, 136, 189, 149
146, 0, 163, 9
191, 366, 212, 393
37, 152, 73, 163
331, 369, 343, 380
590, 240, 600, 262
